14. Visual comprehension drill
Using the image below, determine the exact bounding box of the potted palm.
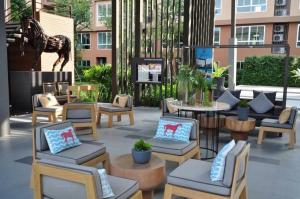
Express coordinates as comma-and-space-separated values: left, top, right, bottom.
212, 63, 230, 97
237, 100, 249, 121
177, 65, 194, 104
190, 70, 205, 105
132, 139, 152, 164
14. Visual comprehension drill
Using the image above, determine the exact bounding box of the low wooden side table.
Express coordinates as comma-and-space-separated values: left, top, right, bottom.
225, 116, 256, 140
110, 154, 166, 199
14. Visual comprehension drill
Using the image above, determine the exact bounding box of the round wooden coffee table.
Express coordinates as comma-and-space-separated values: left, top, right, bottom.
225, 116, 256, 140
110, 154, 166, 199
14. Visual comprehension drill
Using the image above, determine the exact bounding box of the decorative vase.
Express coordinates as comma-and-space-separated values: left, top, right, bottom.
214, 77, 225, 98
237, 107, 249, 121
195, 90, 203, 105
132, 149, 152, 164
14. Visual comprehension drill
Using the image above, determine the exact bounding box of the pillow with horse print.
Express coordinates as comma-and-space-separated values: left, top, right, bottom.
44, 126, 81, 154
154, 120, 193, 143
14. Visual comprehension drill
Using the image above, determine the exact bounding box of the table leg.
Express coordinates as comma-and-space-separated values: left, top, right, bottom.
142, 190, 154, 199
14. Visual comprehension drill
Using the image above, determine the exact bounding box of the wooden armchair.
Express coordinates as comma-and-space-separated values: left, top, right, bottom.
33, 121, 109, 168
32, 159, 143, 199
63, 103, 98, 140
67, 85, 80, 103
97, 95, 134, 128
79, 85, 99, 101
149, 116, 200, 164
163, 141, 250, 199
258, 107, 298, 149
32, 94, 63, 125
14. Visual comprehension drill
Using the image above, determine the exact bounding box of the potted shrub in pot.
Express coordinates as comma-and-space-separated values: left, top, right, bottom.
212, 63, 230, 97
132, 139, 152, 164
237, 100, 249, 121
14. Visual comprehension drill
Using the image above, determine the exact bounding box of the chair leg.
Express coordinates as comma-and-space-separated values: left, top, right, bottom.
288, 130, 295, 149
97, 113, 101, 125
108, 114, 113, 128
163, 184, 173, 199
117, 115, 121, 122
32, 112, 37, 126
240, 185, 248, 199
52, 113, 57, 123
193, 149, 201, 160
257, 127, 265, 145
92, 124, 97, 140
129, 111, 134, 125
294, 129, 297, 144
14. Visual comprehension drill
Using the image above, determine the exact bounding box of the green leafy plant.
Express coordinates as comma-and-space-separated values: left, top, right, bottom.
133, 139, 152, 151
212, 63, 230, 78
238, 100, 249, 108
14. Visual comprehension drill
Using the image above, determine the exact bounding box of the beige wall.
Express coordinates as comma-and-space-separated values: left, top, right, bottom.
39, 11, 74, 72
290, 0, 300, 16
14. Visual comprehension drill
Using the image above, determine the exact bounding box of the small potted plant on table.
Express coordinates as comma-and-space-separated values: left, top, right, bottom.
237, 100, 249, 121
132, 139, 152, 164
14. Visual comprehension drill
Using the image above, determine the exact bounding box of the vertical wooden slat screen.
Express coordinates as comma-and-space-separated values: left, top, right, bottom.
112, 0, 215, 104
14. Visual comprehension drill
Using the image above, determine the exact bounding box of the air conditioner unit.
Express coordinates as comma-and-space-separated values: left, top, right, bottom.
274, 25, 285, 33
273, 47, 285, 54
275, 9, 287, 16
273, 34, 284, 41
276, 0, 287, 6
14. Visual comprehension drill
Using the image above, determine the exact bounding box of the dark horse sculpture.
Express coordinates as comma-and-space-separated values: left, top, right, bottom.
20, 16, 71, 71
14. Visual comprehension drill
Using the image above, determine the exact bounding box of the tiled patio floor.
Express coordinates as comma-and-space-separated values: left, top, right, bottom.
1, 107, 300, 199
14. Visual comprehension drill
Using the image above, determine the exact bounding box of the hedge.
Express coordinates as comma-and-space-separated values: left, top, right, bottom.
237, 56, 300, 87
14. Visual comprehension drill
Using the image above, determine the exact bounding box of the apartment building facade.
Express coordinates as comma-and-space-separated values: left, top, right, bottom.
77, 0, 112, 67
213, 0, 300, 66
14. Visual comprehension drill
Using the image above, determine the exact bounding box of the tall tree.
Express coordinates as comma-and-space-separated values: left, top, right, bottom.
54, 0, 92, 30
10, 0, 32, 21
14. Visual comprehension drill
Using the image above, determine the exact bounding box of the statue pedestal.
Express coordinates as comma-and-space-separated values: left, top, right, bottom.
9, 71, 72, 114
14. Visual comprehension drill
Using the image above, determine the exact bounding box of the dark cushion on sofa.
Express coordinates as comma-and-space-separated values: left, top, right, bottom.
253, 90, 276, 105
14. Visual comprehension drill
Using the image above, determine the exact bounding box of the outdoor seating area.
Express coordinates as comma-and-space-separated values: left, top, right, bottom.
1, 0, 300, 199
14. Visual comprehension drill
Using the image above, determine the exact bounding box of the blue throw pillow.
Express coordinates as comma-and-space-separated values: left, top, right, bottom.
154, 120, 193, 143
210, 140, 236, 181
44, 127, 81, 154
98, 169, 115, 198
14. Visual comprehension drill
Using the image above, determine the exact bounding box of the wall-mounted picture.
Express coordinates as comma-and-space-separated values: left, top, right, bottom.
195, 48, 213, 79
136, 63, 162, 83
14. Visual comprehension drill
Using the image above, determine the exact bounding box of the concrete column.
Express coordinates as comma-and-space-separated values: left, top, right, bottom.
228, 0, 237, 90
0, 1, 11, 137
228, 38, 237, 90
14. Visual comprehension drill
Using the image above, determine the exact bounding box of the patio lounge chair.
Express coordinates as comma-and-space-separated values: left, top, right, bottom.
33, 121, 109, 169
97, 95, 134, 128
149, 116, 200, 164
163, 141, 250, 199
43, 82, 68, 104
257, 107, 298, 149
32, 159, 143, 199
32, 94, 63, 125
63, 103, 98, 140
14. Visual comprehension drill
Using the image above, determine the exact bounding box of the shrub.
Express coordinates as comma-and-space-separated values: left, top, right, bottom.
238, 56, 300, 87
133, 139, 152, 151
82, 64, 112, 102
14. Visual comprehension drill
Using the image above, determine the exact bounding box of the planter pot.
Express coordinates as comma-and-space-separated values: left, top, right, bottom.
214, 77, 226, 98
237, 107, 249, 121
132, 149, 152, 164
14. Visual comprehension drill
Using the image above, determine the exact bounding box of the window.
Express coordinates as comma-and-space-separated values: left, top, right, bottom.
215, 0, 222, 15
237, 0, 267, 13
77, 33, 90, 49
97, 2, 112, 22
98, 32, 112, 49
77, 60, 91, 67
97, 57, 107, 65
297, 24, 300, 48
214, 27, 221, 45
236, 25, 265, 45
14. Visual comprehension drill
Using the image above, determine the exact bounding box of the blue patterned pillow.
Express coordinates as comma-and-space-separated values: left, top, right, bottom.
98, 169, 115, 198
154, 120, 193, 143
210, 140, 235, 181
44, 127, 81, 154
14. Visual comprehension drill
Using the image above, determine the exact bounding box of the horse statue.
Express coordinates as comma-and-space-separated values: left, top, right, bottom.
20, 16, 71, 71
